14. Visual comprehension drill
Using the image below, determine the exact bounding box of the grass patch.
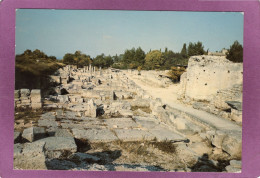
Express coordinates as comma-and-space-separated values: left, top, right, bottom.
150, 140, 176, 154
14, 108, 44, 124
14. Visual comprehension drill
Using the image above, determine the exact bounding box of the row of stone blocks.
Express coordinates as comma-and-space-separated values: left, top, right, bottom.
15, 89, 42, 109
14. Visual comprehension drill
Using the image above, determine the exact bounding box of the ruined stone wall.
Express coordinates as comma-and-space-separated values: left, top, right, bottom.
15, 89, 42, 109
180, 55, 243, 101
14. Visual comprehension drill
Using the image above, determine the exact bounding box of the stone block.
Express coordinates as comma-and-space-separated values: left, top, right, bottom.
149, 128, 185, 142
175, 144, 199, 167
14, 143, 23, 157
20, 89, 30, 97
14, 131, 21, 143
39, 137, 77, 159
31, 102, 42, 109
14, 90, 20, 99
222, 131, 242, 159
72, 128, 118, 142
57, 95, 69, 103
84, 99, 97, 118
38, 119, 59, 128
30, 89, 41, 103
230, 160, 241, 168
22, 127, 46, 142
225, 165, 241, 173
230, 109, 242, 123
55, 129, 73, 138
211, 130, 226, 149
14, 141, 47, 170
114, 129, 155, 142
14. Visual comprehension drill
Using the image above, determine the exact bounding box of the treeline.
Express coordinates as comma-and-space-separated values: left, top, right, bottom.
15, 49, 63, 91
62, 41, 207, 70
110, 42, 206, 70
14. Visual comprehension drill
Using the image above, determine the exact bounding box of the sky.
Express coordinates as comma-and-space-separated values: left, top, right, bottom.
15, 9, 244, 59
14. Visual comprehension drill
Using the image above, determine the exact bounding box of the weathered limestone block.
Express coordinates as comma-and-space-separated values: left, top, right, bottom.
13, 143, 23, 157
179, 55, 243, 101
84, 99, 97, 118
222, 131, 242, 159
230, 109, 242, 123
114, 129, 155, 141
20, 89, 30, 97
22, 127, 46, 142
57, 95, 69, 103
104, 118, 139, 129
173, 116, 204, 135
189, 142, 212, 156
39, 137, 77, 159
55, 129, 73, 138
13, 141, 47, 170
149, 128, 185, 142
213, 85, 242, 110
175, 144, 199, 167
230, 160, 241, 168
226, 101, 242, 111
14, 90, 20, 99
31, 102, 42, 109
225, 165, 241, 173
72, 128, 118, 142
14, 131, 21, 143
30, 89, 41, 103
130, 99, 150, 108
211, 130, 226, 149
38, 119, 58, 128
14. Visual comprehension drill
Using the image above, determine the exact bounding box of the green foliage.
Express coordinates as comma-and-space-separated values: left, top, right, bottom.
180, 43, 188, 58
187, 41, 205, 56
92, 54, 113, 68
120, 47, 145, 69
226, 41, 243, 63
167, 66, 186, 83
15, 49, 63, 90
62, 51, 91, 68
144, 50, 164, 70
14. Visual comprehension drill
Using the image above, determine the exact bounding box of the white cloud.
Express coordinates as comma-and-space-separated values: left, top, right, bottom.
240, 12, 244, 15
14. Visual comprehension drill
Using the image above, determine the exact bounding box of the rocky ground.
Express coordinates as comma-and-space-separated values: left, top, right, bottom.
14, 66, 242, 172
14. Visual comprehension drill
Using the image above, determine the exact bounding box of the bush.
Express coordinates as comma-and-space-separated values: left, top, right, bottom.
226, 41, 243, 63
167, 66, 186, 83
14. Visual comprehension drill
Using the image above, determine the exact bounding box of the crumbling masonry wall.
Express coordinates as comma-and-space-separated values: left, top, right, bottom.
15, 89, 42, 109
179, 55, 243, 102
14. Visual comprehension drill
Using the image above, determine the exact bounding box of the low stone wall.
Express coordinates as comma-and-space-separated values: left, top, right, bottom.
15, 89, 42, 109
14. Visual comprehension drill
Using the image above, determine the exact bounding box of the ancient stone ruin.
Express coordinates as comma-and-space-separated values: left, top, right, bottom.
14, 58, 242, 172
15, 89, 42, 109
178, 55, 243, 124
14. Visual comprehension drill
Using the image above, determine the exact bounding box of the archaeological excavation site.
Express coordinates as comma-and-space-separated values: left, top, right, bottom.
13, 55, 242, 172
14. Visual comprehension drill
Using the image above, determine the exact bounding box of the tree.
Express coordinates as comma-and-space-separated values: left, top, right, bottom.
63, 53, 74, 65
74, 50, 82, 68
226, 41, 243, 63
112, 54, 120, 63
144, 50, 164, 70
180, 43, 187, 57
187, 41, 205, 56
132, 47, 146, 68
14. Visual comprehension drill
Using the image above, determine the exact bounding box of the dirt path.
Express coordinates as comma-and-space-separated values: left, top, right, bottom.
127, 74, 241, 132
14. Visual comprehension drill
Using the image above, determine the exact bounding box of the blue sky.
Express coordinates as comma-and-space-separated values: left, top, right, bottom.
15, 9, 244, 59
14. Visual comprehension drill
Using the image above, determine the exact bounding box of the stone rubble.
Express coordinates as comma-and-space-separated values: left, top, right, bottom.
14, 57, 242, 172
